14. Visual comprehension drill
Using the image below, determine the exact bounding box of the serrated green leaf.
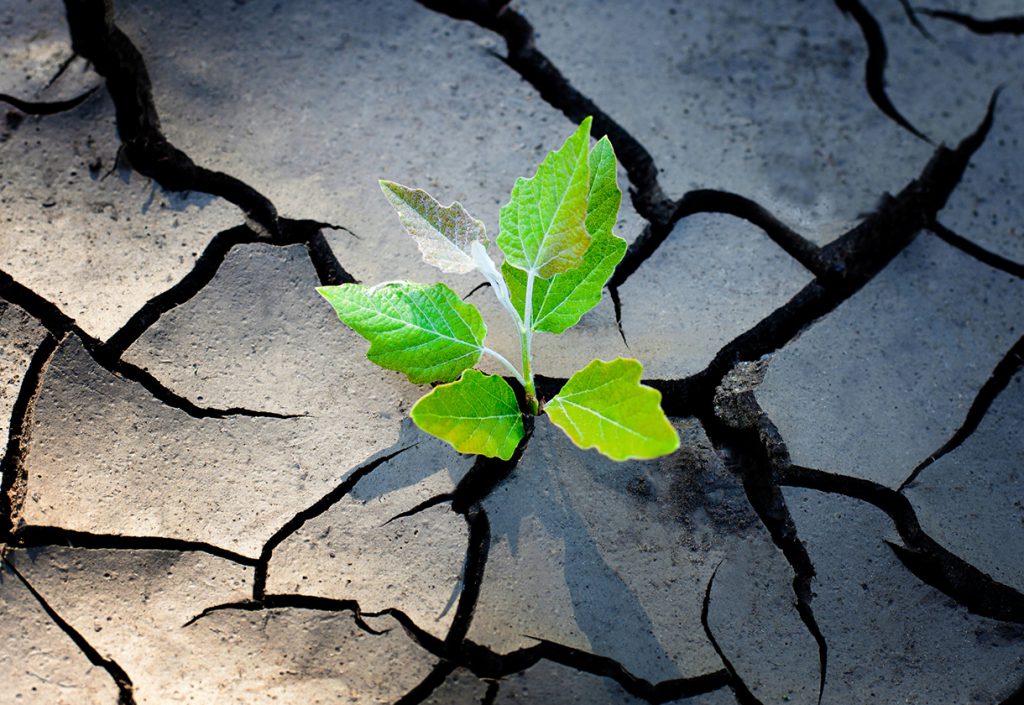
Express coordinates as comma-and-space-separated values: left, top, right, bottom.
545, 358, 679, 461
411, 369, 525, 460
497, 117, 592, 278
503, 136, 626, 332
379, 180, 487, 274
318, 282, 485, 384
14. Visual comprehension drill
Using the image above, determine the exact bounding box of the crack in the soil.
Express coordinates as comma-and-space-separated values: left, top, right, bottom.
392, 660, 459, 705
416, 0, 832, 291
252, 445, 415, 600
481, 680, 499, 705
919, 8, 1024, 35
607, 188, 827, 303
4, 556, 137, 705
376, 606, 734, 705
103, 221, 357, 358
62, 0, 280, 236
928, 222, 1024, 279
707, 371, 827, 705
186, 591, 733, 703
700, 567, 764, 705
182, 594, 385, 635
414, 0, 673, 225
898, 0, 935, 39
0, 271, 302, 420
899, 334, 1024, 491
0, 86, 99, 115
779, 464, 1024, 623
9, 525, 258, 567
634, 93, 997, 419
834, 0, 931, 142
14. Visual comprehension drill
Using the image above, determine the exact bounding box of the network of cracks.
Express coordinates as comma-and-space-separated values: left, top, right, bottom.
1, 0, 1023, 703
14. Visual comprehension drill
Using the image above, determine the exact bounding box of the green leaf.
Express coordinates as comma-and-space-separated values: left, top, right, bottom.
503, 136, 626, 332
545, 358, 679, 461
497, 117, 592, 278
318, 282, 485, 384
379, 180, 487, 274
411, 369, 525, 460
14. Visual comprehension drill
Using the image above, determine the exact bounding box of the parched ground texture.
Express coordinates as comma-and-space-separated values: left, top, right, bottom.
1, 1, 1023, 703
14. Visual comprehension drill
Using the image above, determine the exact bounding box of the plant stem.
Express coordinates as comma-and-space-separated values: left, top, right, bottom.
483, 346, 526, 386
520, 271, 539, 414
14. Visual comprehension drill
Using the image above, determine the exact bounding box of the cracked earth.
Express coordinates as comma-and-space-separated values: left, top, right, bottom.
1, 0, 1022, 703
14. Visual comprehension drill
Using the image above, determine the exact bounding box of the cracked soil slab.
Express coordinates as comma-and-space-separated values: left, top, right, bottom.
0, 560, 119, 705
619, 213, 813, 380
516, 0, 935, 241
783, 487, 1024, 703
7, 547, 437, 704
757, 233, 1022, 487
904, 368, 1024, 593
470, 417, 768, 685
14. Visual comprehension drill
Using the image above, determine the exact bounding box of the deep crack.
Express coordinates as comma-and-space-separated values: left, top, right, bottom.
834, 0, 931, 141
252, 445, 415, 600
4, 557, 137, 705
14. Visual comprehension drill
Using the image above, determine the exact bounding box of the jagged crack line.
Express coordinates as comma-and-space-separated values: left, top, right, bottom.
900, 334, 1024, 491
519, 636, 732, 704
392, 661, 459, 705
12, 525, 257, 567
704, 417, 828, 704
45, 51, 80, 90
898, 0, 935, 39
481, 681, 499, 705
642, 95, 997, 417
182, 594, 383, 635
105, 355, 303, 419
382, 493, 454, 526
780, 464, 1024, 622
834, 0, 931, 142
607, 285, 628, 346
1, 270, 297, 419
414, 0, 673, 223
306, 229, 359, 286
103, 220, 357, 356
365, 606, 733, 703
610, 190, 825, 292
919, 8, 1024, 35
700, 567, 764, 705
252, 445, 415, 599
929, 222, 1024, 279
62, 0, 281, 235
4, 557, 136, 705
444, 505, 490, 647
0, 335, 61, 544
102, 225, 267, 356
0, 86, 99, 115
0, 270, 76, 339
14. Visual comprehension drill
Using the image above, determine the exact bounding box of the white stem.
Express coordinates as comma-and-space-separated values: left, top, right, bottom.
471, 241, 523, 330
483, 347, 525, 385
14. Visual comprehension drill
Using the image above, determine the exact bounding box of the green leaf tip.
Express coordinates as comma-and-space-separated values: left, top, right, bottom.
545, 358, 679, 461
412, 370, 525, 460
503, 128, 626, 333
379, 180, 487, 274
497, 117, 594, 279
318, 282, 486, 384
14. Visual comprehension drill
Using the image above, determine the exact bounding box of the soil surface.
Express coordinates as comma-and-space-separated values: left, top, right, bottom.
1, 1, 1022, 703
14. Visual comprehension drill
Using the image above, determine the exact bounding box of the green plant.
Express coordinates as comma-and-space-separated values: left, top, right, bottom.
318, 118, 679, 461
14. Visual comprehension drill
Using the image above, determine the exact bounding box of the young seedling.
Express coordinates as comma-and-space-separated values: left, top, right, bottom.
318, 118, 679, 462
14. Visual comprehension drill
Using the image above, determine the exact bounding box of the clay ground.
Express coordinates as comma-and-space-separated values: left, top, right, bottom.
1, 0, 1023, 703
